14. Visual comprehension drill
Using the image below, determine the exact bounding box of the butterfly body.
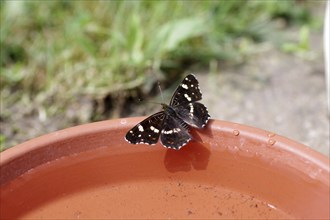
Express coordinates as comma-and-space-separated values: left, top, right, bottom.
161, 104, 177, 117
125, 74, 210, 150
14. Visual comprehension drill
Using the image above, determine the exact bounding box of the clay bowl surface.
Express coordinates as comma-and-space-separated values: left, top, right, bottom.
1, 118, 329, 219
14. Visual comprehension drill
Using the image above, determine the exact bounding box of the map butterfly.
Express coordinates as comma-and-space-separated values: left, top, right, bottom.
125, 74, 210, 150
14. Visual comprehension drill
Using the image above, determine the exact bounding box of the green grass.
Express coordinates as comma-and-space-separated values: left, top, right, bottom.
0, 0, 317, 149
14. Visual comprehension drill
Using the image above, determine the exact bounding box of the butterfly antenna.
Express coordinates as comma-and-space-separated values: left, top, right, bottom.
138, 82, 164, 106
139, 98, 162, 105
158, 81, 164, 102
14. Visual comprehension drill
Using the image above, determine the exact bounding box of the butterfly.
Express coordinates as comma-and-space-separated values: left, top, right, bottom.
125, 74, 210, 150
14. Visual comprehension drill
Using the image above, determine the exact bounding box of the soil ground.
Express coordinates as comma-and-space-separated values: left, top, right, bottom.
1, 21, 329, 156
196, 44, 329, 156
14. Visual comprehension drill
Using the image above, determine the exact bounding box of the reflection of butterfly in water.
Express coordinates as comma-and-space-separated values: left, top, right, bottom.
125, 74, 210, 150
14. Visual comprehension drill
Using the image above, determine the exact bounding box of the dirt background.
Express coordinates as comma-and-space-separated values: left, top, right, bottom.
196, 43, 329, 156
4, 34, 329, 156
1, 6, 329, 156
2, 33, 329, 156
194, 11, 329, 157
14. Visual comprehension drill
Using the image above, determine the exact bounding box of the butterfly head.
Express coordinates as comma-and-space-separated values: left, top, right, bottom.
161, 103, 169, 110
161, 103, 174, 114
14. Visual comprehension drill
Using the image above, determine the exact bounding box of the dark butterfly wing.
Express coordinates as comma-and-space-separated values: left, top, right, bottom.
125, 112, 165, 145
174, 102, 210, 128
126, 73, 210, 150
160, 115, 191, 150
169, 74, 202, 107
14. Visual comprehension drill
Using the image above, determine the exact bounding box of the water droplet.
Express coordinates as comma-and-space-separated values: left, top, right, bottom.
237, 148, 254, 157
233, 130, 240, 136
120, 119, 127, 125
53, 132, 60, 137
267, 203, 277, 210
218, 145, 227, 152
269, 157, 279, 166
267, 133, 276, 138
267, 139, 276, 146
254, 152, 260, 157
228, 145, 239, 154
308, 169, 319, 179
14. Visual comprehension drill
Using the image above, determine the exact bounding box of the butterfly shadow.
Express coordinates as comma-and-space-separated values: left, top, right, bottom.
163, 119, 216, 173
163, 135, 211, 173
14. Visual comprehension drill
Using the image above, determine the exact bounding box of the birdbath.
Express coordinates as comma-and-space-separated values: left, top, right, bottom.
0, 118, 329, 219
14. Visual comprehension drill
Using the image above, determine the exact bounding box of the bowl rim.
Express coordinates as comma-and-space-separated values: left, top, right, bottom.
1, 117, 329, 185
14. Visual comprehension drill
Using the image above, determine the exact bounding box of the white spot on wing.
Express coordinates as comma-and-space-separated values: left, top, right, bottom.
181, 84, 188, 89
138, 125, 144, 132
162, 128, 181, 134
184, 94, 192, 101
162, 130, 173, 134
150, 126, 159, 133
189, 103, 194, 116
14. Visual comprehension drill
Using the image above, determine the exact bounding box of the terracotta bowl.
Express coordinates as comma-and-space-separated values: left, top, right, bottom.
1, 118, 329, 219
